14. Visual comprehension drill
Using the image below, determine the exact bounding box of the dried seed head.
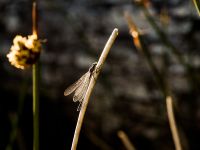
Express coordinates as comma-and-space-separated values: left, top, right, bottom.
7, 34, 42, 69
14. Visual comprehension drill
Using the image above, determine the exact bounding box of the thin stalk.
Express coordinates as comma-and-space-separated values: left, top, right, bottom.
142, 6, 200, 90
125, 12, 168, 97
166, 96, 182, 150
71, 28, 118, 150
125, 11, 186, 150
141, 3, 199, 129
192, 0, 200, 16
33, 63, 39, 150
118, 130, 136, 150
32, 2, 39, 150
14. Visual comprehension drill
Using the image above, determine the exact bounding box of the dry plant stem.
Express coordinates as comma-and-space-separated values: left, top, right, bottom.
166, 96, 182, 150
142, 6, 200, 90
125, 12, 168, 97
71, 28, 118, 150
118, 130, 136, 150
32, 2, 39, 150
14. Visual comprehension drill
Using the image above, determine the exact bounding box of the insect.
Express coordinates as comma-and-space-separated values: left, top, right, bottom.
64, 62, 97, 111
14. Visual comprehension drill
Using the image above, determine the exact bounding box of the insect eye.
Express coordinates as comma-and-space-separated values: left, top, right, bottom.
92, 62, 97, 65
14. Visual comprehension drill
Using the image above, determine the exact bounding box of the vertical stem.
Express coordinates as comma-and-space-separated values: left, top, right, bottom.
33, 63, 39, 150
32, 2, 39, 150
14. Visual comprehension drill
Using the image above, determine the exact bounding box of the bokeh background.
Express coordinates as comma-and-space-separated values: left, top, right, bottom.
0, 0, 200, 150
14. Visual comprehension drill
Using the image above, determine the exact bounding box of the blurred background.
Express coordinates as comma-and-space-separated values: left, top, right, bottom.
0, 0, 200, 150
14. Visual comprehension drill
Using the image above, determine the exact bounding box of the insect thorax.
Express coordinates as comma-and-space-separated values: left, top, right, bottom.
89, 62, 97, 73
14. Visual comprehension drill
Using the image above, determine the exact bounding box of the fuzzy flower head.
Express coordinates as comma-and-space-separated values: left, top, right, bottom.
7, 34, 42, 69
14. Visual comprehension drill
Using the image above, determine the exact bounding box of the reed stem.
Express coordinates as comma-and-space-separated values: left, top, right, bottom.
71, 28, 118, 150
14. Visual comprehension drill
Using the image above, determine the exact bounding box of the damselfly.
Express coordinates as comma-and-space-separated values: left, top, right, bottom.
64, 62, 97, 111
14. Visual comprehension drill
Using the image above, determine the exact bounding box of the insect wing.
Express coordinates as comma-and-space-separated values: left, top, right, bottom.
73, 71, 90, 102
75, 77, 90, 111
64, 73, 87, 96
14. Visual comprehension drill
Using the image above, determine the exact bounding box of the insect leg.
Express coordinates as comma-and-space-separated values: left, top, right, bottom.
91, 64, 102, 81
77, 101, 83, 111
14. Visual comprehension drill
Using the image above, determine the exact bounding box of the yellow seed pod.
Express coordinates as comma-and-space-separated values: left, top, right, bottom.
7, 34, 42, 69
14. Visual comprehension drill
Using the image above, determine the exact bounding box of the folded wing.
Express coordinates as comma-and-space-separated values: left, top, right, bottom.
73, 71, 90, 102
64, 72, 88, 96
